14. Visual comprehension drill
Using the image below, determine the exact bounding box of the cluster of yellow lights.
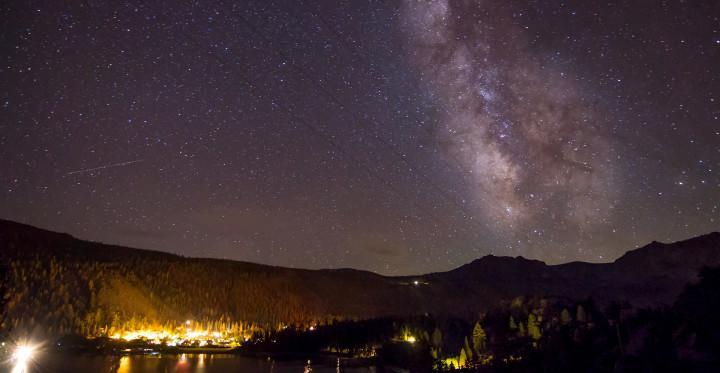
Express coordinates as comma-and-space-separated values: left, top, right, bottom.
399, 330, 416, 344
108, 321, 246, 347
442, 357, 463, 368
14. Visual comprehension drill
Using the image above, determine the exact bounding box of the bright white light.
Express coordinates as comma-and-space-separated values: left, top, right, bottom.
11, 344, 36, 373
13, 345, 34, 363
413, 280, 419, 285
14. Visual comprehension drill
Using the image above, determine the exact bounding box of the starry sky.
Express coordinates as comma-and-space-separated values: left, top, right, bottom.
1, 0, 719, 275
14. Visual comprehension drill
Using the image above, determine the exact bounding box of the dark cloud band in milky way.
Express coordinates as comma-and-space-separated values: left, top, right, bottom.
401, 0, 618, 239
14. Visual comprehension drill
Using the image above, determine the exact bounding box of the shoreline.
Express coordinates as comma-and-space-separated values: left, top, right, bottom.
48, 344, 378, 367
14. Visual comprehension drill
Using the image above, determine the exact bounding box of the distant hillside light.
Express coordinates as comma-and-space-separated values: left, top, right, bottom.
106, 320, 248, 348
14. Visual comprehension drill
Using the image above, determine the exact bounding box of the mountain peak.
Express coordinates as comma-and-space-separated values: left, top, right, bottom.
449, 254, 547, 276
613, 232, 720, 270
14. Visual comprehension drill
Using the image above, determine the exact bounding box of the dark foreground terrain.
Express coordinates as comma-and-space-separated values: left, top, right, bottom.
1, 219, 719, 371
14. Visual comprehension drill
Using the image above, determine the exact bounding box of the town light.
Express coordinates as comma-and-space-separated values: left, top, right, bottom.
11, 344, 36, 373
13, 345, 34, 363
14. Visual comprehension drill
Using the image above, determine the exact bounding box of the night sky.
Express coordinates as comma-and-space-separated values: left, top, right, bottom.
1, 1, 719, 275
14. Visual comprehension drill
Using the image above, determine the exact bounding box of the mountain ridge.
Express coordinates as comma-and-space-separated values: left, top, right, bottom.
4, 217, 718, 276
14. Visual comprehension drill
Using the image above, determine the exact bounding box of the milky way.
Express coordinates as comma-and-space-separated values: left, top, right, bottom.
1, 0, 718, 274
401, 1, 617, 242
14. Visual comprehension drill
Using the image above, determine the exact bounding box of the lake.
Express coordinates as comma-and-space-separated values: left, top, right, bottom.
9, 353, 379, 373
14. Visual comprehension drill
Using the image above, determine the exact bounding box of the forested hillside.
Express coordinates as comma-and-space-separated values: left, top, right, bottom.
1, 219, 719, 339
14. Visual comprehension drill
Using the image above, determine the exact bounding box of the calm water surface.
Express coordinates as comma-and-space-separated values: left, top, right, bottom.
12, 353, 377, 373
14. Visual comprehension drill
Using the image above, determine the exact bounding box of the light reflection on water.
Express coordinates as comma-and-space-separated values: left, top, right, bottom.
20, 353, 375, 373
117, 356, 131, 373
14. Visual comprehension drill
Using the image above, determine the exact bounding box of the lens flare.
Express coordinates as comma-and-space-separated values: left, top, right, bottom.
11, 344, 36, 373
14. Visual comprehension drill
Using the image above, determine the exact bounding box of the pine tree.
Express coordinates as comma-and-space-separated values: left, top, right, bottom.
472, 322, 486, 354
464, 336, 473, 362
576, 305, 587, 323
431, 327, 443, 351
561, 308, 571, 325
527, 313, 541, 341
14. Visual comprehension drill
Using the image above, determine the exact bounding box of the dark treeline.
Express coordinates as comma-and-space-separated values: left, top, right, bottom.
462, 267, 720, 372
237, 267, 720, 372
0, 254, 325, 337
0, 220, 436, 337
